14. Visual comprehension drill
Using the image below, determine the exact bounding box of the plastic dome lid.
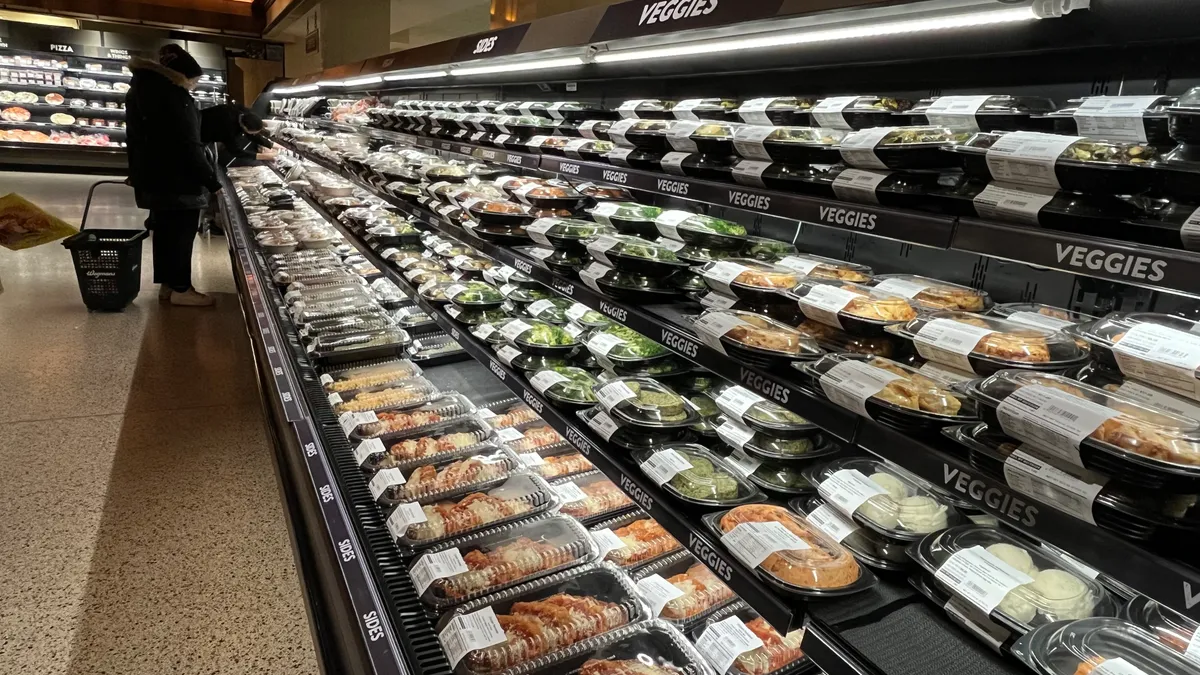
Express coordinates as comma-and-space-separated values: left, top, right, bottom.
888, 310, 1088, 370
632, 443, 762, 506
1016, 617, 1200, 675
806, 457, 960, 539
776, 253, 873, 283
594, 377, 699, 428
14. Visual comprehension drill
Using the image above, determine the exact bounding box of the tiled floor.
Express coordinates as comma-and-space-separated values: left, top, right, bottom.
0, 173, 317, 674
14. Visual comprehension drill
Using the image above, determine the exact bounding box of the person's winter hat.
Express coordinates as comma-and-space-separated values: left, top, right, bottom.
158, 44, 203, 80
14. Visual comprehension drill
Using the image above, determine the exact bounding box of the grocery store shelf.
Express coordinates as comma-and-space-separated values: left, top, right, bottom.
276, 138, 1200, 625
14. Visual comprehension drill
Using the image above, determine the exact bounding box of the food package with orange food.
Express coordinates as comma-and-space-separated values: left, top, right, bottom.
353, 417, 496, 473
552, 471, 637, 524
410, 514, 597, 609
1011, 617, 1199, 675
0, 193, 78, 250
693, 605, 810, 675
632, 552, 737, 629
372, 447, 521, 507
435, 564, 644, 675
345, 392, 476, 440
319, 359, 423, 394
576, 621, 714, 675
590, 511, 682, 571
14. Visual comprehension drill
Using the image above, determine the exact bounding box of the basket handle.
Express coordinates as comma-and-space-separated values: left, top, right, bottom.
80, 180, 133, 231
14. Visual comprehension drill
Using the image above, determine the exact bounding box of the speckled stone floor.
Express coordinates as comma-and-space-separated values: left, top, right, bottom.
0, 173, 317, 675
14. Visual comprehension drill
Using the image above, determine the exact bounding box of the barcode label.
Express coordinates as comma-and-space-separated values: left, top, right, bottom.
692, 311, 751, 355
818, 468, 888, 516
353, 438, 386, 467
714, 386, 766, 420
1115, 380, 1200, 420
596, 381, 638, 410
796, 284, 862, 328
586, 410, 621, 440
732, 125, 775, 161
807, 503, 860, 542
439, 607, 508, 668
1093, 658, 1153, 675
934, 545, 1033, 615
700, 261, 751, 296
819, 360, 903, 417
666, 121, 702, 153
1112, 323, 1200, 401
972, 183, 1055, 226
696, 617, 765, 673
731, 159, 772, 187
811, 96, 857, 130
984, 131, 1081, 189
996, 384, 1117, 466
385, 502, 427, 540
411, 548, 469, 595
716, 419, 757, 451
591, 527, 627, 559
737, 97, 780, 125
913, 318, 996, 372
1003, 445, 1107, 524
636, 574, 686, 617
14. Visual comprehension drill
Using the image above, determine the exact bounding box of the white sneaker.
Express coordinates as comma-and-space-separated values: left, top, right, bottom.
159, 284, 173, 301
169, 289, 215, 307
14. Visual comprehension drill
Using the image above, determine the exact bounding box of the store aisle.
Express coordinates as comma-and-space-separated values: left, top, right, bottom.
0, 173, 317, 675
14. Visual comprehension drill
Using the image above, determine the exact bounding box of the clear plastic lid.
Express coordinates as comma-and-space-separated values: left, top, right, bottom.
573, 183, 632, 201
586, 234, 690, 266
774, 254, 873, 283
850, 125, 969, 148
588, 202, 664, 227
698, 309, 823, 359
715, 416, 832, 460
528, 217, 614, 243
469, 200, 533, 217
746, 460, 814, 495
804, 354, 975, 421
592, 512, 683, 570
524, 297, 574, 324
909, 95, 1057, 117
960, 131, 1158, 166
711, 504, 867, 594
618, 99, 675, 116
657, 212, 747, 242
791, 496, 911, 570
1121, 596, 1200, 664
447, 282, 505, 306
870, 274, 990, 311
735, 97, 813, 114
888, 311, 1087, 370
788, 279, 918, 329
364, 421, 498, 473
576, 621, 714, 675
968, 370, 1200, 469
351, 392, 477, 439
504, 320, 578, 350
807, 457, 961, 539
632, 552, 737, 626
633, 444, 763, 506
501, 424, 566, 454
911, 525, 1115, 630
514, 184, 585, 203
991, 303, 1099, 332
321, 359, 423, 393
709, 382, 816, 435
330, 377, 439, 414
1017, 617, 1200, 675
676, 98, 740, 116
701, 606, 809, 675
595, 377, 700, 428
1071, 311, 1199, 351
412, 515, 597, 608
526, 451, 595, 481
390, 473, 557, 548
590, 325, 670, 363
736, 125, 846, 146
554, 471, 637, 522
530, 366, 598, 405
387, 448, 520, 503
740, 237, 798, 262
697, 258, 798, 291
437, 563, 642, 675
686, 121, 741, 140
310, 327, 411, 356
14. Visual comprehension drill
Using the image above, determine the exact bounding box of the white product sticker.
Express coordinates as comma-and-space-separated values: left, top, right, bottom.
972, 183, 1055, 226
586, 235, 622, 267
721, 521, 809, 569
819, 360, 904, 417
328, 392, 344, 406
700, 261, 750, 296
820, 469, 889, 516
637, 574, 686, 618
1181, 207, 1200, 252
566, 303, 591, 322
586, 410, 622, 440
797, 284, 861, 328
564, 323, 585, 339
493, 133, 511, 145
499, 319, 533, 342
672, 99, 702, 121
339, 410, 378, 436
579, 120, 602, 140
591, 527, 627, 559
666, 120, 702, 153
596, 381, 638, 410
320, 374, 335, 386
563, 138, 592, 158
944, 597, 1013, 654
496, 345, 522, 366
934, 545, 1034, 615
530, 370, 571, 394
553, 481, 588, 504
807, 504, 860, 543
354, 438, 387, 467
1003, 446, 1107, 525
693, 311, 750, 355
1073, 96, 1163, 143
738, 98, 780, 126
518, 452, 545, 467
912, 318, 996, 372
732, 125, 775, 161
654, 209, 694, 241
996, 384, 1118, 466
715, 386, 766, 420
696, 617, 766, 674
726, 449, 762, 478
587, 331, 627, 367
527, 299, 558, 319
731, 160, 772, 187
918, 361, 976, 385
1112, 323, 1200, 400
655, 237, 687, 252
775, 255, 821, 276
385, 501, 428, 540
1006, 310, 1074, 332
499, 284, 519, 297
838, 127, 894, 170
985, 131, 1082, 189
874, 277, 933, 299
660, 152, 690, 176
589, 202, 620, 226
608, 118, 637, 146
700, 291, 739, 309
439, 607, 508, 669
411, 548, 470, 595
476, 408, 497, 420
368, 467, 407, 501
716, 419, 757, 451
924, 96, 992, 130
495, 427, 525, 443
1115, 380, 1200, 420
472, 323, 497, 340
1093, 658, 1152, 675
811, 96, 858, 130
526, 247, 555, 262
525, 135, 549, 150
379, 248, 401, 260
450, 255, 474, 269
617, 100, 649, 119
831, 168, 889, 205
398, 257, 422, 270
443, 283, 469, 301
640, 448, 695, 486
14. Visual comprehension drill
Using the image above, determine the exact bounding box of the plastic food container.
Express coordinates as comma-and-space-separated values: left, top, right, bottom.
477, 399, 540, 431
947, 131, 1157, 195
585, 234, 691, 275
1121, 595, 1200, 663
588, 324, 670, 365
704, 504, 873, 597
788, 280, 918, 336
730, 125, 844, 165
375, 447, 520, 507
696, 259, 799, 302
527, 218, 615, 252
710, 382, 819, 438
693, 309, 823, 367
529, 366, 599, 409
467, 200, 536, 227
502, 424, 568, 454
674, 98, 740, 122
308, 327, 412, 365
591, 511, 683, 571
511, 183, 589, 211
735, 97, 815, 127
578, 406, 691, 451
673, 120, 740, 155
869, 274, 989, 312
714, 416, 835, 462
695, 604, 813, 675
947, 422, 1200, 553
497, 319, 577, 354
593, 267, 683, 304
808, 457, 962, 540
838, 126, 968, 170
523, 297, 573, 324
964, 370, 1200, 489
633, 444, 763, 506
572, 183, 632, 202
1068, 312, 1200, 390
435, 563, 644, 675
655, 211, 747, 248
446, 282, 506, 309
910, 525, 1116, 632
740, 237, 798, 263
594, 377, 700, 429
887, 311, 1088, 375
553, 471, 638, 524
991, 303, 1099, 333
738, 458, 814, 496
588, 202, 664, 238
903, 95, 1057, 132
616, 99, 676, 120
1169, 87, 1200, 144
448, 306, 510, 327
386, 473, 557, 551
770, 254, 871, 284
811, 96, 909, 130
411, 514, 597, 609
609, 119, 675, 152
355, 418, 495, 473
328, 377, 439, 414
632, 551, 738, 629
321, 359, 423, 393
1015, 616, 1200, 675
347, 392, 477, 440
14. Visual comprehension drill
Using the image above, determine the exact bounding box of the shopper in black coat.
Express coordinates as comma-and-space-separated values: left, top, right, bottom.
200, 103, 276, 167
125, 44, 219, 306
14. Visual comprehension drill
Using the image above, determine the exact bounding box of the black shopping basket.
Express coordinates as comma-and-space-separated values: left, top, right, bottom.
61, 180, 149, 311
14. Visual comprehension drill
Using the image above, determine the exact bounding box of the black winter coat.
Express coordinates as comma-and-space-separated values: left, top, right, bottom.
200, 104, 273, 165
125, 58, 221, 211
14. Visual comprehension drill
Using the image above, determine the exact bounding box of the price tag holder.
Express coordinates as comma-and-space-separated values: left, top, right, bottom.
934, 545, 1034, 614
996, 384, 1117, 466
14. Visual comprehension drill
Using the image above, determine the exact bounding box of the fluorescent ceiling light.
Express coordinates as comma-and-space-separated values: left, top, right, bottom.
383, 70, 448, 81
0, 10, 79, 28
594, 6, 1037, 63
276, 84, 319, 94
342, 75, 383, 87
317, 80, 345, 87
450, 56, 583, 77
